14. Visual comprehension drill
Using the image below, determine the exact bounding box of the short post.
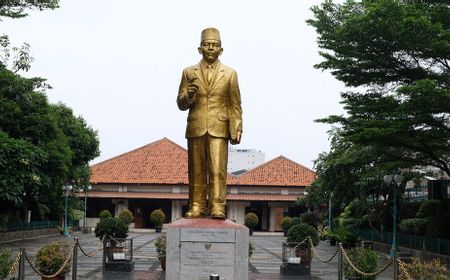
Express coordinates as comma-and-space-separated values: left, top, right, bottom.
102, 238, 106, 273
338, 243, 343, 280
72, 238, 78, 280
18, 248, 25, 280
210, 274, 220, 280
130, 238, 133, 261
393, 255, 398, 280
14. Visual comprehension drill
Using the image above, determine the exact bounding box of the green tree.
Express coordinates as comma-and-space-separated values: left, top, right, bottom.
308, 0, 450, 176
0, 61, 99, 221
0, 0, 59, 19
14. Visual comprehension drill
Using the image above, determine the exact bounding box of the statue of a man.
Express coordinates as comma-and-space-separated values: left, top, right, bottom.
177, 27, 243, 219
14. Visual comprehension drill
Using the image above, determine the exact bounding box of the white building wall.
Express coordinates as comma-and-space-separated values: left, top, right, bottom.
228, 148, 265, 173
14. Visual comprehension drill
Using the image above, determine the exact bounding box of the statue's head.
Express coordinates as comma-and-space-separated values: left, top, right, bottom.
198, 27, 223, 64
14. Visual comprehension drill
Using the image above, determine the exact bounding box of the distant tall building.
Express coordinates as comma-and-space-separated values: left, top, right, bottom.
227, 148, 265, 173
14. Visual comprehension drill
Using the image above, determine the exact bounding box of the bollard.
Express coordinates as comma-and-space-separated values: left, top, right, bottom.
210, 274, 220, 280
393, 255, 398, 280
337, 243, 343, 280
102, 238, 106, 273
18, 248, 25, 280
72, 237, 78, 280
130, 238, 133, 261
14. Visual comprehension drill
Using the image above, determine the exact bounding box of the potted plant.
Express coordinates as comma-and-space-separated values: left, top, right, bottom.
244, 212, 259, 235
154, 235, 166, 271
150, 209, 165, 233
119, 209, 134, 226
398, 258, 448, 280
343, 247, 378, 280
94, 217, 128, 261
248, 241, 255, 258
35, 242, 71, 280
286, 223, 319, 266
0, 248, 14, 279
334, 225, 359, 248
280, 216, 292, 237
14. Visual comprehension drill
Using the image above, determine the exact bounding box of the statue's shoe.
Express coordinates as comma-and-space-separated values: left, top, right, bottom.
185, 210, 206, 219
210, 210, 226, 220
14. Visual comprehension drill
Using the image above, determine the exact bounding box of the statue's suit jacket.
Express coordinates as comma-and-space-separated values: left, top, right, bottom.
177, 60, 243, 141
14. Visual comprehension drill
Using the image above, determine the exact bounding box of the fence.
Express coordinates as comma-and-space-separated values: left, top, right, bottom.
5, 235, 117, 279
355, 228, 450, 255
4, 220, 79, 232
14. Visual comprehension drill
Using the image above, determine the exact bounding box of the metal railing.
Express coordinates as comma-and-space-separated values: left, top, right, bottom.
355, 228, 450, 255
4, 221, 60, 232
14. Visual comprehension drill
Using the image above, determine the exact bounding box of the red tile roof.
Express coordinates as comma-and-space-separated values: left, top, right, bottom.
91, 138, 315, 187
79, 191, 300, 202
228, 156, 316, 187
90, 138, 188, 185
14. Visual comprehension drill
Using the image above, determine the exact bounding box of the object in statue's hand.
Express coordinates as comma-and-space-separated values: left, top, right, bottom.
187, 77, 198, 100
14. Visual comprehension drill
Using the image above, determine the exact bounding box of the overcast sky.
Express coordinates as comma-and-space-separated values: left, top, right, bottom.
2, 0, 347, 169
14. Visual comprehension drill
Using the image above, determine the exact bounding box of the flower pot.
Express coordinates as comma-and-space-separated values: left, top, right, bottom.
295, 249, 312, 266
106, 246, 124, 261
155, 226, 162, 233
159, 258, 166, 271
329, 238, 336, 246
249, 228, 254, 235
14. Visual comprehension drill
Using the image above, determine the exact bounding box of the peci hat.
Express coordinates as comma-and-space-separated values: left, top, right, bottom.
201, 27, 221, 43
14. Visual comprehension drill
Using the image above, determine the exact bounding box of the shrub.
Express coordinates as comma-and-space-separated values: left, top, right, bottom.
286, 223, 320, 247
244, 212, 259, 229
0, 248, 13, 278
289, 217, 302, 229
69, 209, 84, 221
154, 235, 166, 260
343, 247, 378, 280
119, 209, 134, 225
99, 209, 112, 220
248, 241, 255, 257
399, 258, 448, 280
300, 212, 320, 228
399, 218, 428, 235
150, 209, 165, 227
280, 216, 292, 233
35, 242, 71, 276
333, 225, 359, 245
95, 217, 128, 241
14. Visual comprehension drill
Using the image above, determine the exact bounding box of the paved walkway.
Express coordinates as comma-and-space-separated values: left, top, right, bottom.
1, 231, 396, 279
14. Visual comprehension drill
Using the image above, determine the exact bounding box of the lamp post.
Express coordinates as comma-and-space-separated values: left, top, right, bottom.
383, 173, 403, 257
62, 183, 73, 237
83, 185, 92, 231
328, 193, 333, 230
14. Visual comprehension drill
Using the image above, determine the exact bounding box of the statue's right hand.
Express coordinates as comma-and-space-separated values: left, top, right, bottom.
186, 78, 199, 100
187, 84, 198, 100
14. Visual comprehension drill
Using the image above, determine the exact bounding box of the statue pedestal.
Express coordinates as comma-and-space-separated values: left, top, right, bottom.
166, 218, 249, 280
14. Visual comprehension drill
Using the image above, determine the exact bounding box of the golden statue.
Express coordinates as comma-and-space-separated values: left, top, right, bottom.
177, 28, 243, 219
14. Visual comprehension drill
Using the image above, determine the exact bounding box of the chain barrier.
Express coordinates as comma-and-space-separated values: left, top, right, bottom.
6, 250, 22, 279
250, 256, 278, 261
338, 243, 393, 277
25, 240, 75, 278
397, 259, 413, 280
77, 235, 105, 257
308, 237, 339, 263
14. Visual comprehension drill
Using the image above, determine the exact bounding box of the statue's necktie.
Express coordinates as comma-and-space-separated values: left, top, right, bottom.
206, 65, 213, 85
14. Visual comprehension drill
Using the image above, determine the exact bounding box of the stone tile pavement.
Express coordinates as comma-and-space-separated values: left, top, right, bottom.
1, 230, 396, 279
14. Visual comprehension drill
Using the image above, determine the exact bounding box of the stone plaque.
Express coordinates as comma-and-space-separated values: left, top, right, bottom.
180, 228, 235, 242
180, 242, 235, 279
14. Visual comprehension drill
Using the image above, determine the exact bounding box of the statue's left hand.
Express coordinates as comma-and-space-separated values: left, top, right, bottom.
230, 131, 242, 145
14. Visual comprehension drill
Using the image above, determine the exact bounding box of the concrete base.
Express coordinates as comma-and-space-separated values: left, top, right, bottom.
104, 260, 135, 272
280, 264, 311, 276
166, 218, 249, 280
